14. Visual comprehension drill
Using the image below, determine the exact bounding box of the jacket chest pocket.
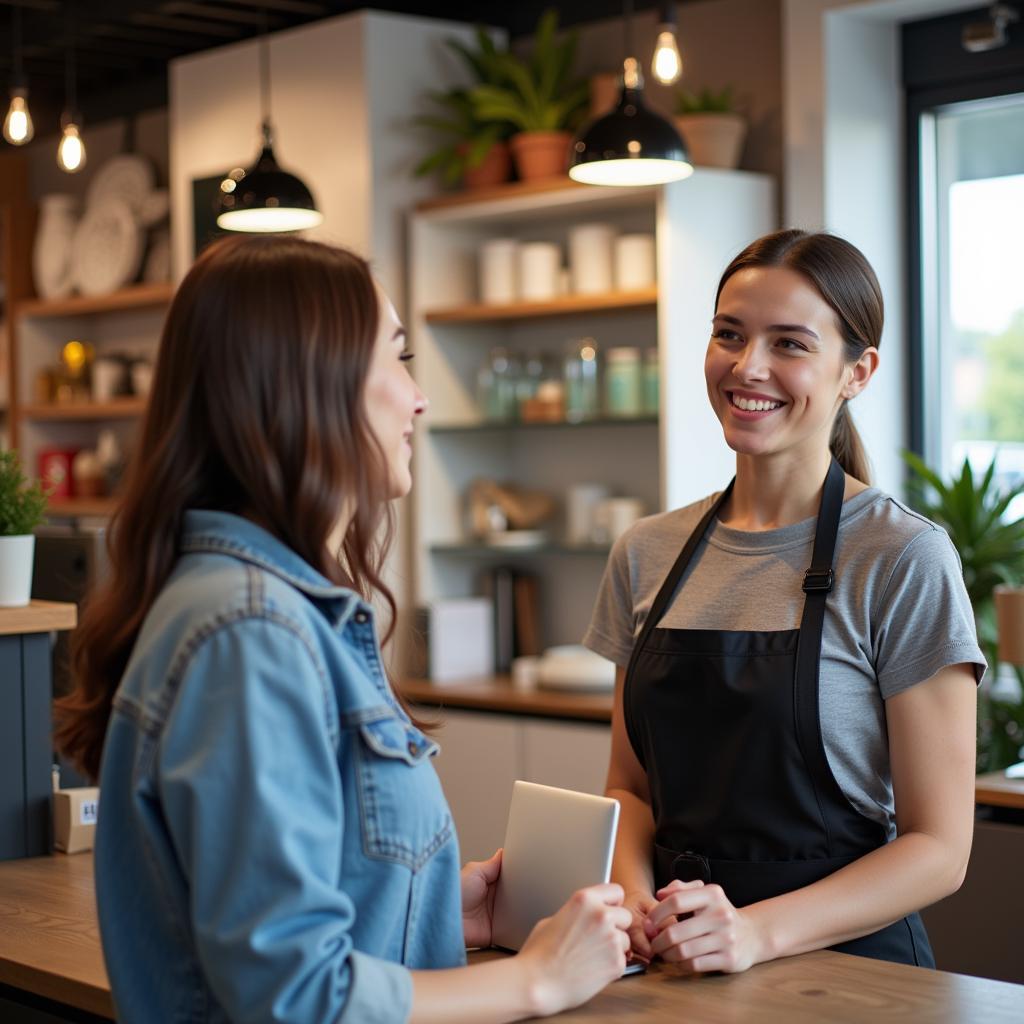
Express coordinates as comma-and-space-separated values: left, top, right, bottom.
354, 711, 453, 870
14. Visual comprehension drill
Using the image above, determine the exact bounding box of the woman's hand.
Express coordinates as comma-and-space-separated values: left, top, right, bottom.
461, 849, 503, 949
644, 879, 768, 974
517, 883, 632, 1017
622, 889, 659, 963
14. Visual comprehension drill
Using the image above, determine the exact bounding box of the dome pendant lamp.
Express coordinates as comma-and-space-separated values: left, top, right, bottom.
216, 28, 322, 233
569, 0, 692, 187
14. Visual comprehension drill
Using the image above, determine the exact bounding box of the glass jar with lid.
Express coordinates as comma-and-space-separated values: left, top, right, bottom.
604, 346, 643, 417
564, 338, 600, 423
478, 347, 519, 421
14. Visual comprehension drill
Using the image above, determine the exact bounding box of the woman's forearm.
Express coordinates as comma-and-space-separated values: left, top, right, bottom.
747, 829, 969, 961
607, 787, 656, 896
410, 958, 538, 1024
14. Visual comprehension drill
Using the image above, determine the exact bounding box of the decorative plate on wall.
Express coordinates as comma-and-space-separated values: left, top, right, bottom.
86, 154, 155, 218
32, 194, 79, 300
71, 199, 144, 297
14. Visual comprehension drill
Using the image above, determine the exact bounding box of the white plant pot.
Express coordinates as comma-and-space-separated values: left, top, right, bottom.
674, 114, 747, 170
0, 535, 35, 607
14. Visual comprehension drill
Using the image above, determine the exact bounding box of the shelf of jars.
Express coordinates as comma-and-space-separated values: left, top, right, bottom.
19, 397, 147, 422
423, 288, 658, 325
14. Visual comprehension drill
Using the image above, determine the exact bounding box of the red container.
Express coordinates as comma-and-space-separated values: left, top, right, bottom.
38, 449, 78, 499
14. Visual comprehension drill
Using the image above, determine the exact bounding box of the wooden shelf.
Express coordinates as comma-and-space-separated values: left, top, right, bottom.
47, 496, 119, 518
430, 414, 658, 434
416, 177, 593, 213
424, 288, 658, 324
17, 282, 174, 320
20, 398, 147, 421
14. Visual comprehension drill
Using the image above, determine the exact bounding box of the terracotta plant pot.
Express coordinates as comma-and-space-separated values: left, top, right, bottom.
461, 140, 512, 190
509, 131, 572, 181
673, 114, 747, 170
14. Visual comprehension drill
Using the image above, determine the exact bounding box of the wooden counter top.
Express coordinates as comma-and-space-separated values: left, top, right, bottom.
0, 599, 76, 636
1, 853, 1022, 1022
975, 771, 1024, 811
401, 675, 613, 722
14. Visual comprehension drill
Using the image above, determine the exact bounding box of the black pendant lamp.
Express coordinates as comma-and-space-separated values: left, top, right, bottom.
216, 27, 322, 233
569, 0, 692, 187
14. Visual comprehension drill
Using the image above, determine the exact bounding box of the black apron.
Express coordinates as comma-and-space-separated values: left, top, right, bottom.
623, 458, 933, 967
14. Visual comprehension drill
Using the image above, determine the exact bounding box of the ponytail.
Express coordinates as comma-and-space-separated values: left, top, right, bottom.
829, 402, 872, 485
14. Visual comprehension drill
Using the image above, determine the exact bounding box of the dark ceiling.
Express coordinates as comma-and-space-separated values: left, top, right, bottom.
0, 1, 673, 129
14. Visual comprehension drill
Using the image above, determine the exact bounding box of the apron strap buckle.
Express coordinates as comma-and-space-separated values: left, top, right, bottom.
671, 851, 712, 884
802, 568, 834, 593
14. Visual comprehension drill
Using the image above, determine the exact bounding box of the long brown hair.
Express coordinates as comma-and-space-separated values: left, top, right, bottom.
55, 235, 415, 781
715, 229, 882, 484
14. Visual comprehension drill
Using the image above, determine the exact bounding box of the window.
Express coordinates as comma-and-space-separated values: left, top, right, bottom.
905, 7, 1024, 515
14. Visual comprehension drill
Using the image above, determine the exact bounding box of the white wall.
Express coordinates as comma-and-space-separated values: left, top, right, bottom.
169, 11, 486, 655
782, 0, 980, 495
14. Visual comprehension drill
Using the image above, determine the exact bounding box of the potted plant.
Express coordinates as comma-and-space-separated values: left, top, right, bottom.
903, 451, 1024, 772
673, 85, 747, 170
414, 28, 515, 190
0, 450, 48, 607
471, 9, 590, 182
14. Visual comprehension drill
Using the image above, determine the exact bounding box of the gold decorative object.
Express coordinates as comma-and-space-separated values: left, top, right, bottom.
467, 479, 556, 538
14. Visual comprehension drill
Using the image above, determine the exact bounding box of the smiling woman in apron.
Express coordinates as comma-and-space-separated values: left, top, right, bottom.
583, 229, 985, 973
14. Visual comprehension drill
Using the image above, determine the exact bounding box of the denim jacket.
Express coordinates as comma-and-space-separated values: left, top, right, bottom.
95, 510, 465, 1024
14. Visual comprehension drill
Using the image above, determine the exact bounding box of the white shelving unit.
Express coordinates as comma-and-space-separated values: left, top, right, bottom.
409, 171, 775, 653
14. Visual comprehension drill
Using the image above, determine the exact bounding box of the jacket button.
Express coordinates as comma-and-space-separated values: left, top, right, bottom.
407, 740, 418, 757
354, 611, 369, 624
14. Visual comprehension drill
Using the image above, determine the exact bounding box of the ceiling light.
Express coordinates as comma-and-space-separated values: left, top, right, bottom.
215, 30, 322, 233
3, 7, 33, 145
651, 3, 683, 86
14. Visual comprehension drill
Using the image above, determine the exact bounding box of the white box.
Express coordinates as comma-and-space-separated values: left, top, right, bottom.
54, 787, 99, 854
426, 598, 494, 684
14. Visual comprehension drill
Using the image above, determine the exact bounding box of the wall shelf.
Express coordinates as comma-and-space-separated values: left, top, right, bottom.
430, 414, 658, 435
47, 497, 120, 518
424, 288, 657, 325
19, 398, 147, 422
17, 282, 174, 320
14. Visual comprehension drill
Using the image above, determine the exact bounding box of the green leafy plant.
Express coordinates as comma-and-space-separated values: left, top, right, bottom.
902, 450, 1024, 771
674, 85, 739, 116
413, 28, 514, 186
470, 9, 589, 134
0, 449, 48, 537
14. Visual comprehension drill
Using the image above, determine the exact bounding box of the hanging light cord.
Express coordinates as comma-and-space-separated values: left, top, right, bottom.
12, 5, 23, 84
624, 0, 635, 61
259, 8, 273, 145
65, 12, 77, 118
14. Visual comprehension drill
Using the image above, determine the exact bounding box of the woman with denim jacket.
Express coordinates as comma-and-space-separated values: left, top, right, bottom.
55, 235, 631, 1024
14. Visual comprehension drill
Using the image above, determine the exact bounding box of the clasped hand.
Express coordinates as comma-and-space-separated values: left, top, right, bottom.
625, 879, 767, 974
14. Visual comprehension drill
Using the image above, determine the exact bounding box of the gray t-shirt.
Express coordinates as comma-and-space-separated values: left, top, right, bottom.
583, 487, 986, 839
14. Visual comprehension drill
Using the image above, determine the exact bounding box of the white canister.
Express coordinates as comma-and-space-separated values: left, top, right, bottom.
566, 483, 610, 545
518, 242, 561, 301
614, 233, 656, 291
92, 357, 124, 402
568, 222, 615, 294
478, 238, 519, 305
594, 497, 645, 543
0, 534, 35, 607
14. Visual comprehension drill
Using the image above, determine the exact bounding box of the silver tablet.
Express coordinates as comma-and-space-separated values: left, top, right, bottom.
490, 780, 621, 952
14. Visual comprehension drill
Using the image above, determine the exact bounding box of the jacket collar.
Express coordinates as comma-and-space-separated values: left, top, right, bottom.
180, 509, 362, 608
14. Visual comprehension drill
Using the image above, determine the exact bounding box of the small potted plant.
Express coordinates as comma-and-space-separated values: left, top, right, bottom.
0, 450, 48, 607
673, 85, 747, 170
414, 29, 514, 190
471, 9, 589, 181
